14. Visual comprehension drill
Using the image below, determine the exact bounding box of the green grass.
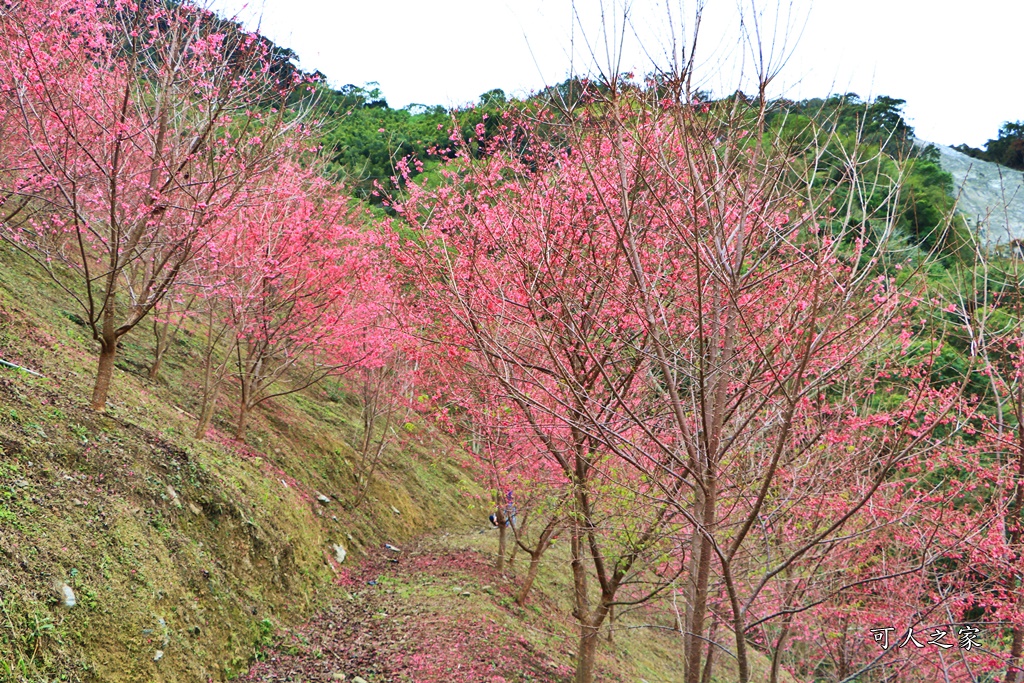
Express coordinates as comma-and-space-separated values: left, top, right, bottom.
0, 240, 486, 682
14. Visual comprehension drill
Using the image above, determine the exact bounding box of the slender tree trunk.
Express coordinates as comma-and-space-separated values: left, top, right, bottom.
1007, 415, 1024, 683
723, 562, 750, 683
91, 303, 119, 411
496, 507, 507, 573
837, 623, 850, 681
148, 352, 163, 381
236, 400, 249, 441
770, 619, 792, 683
195, 307, 227, 440
515, 520, 556, 605
683, 482, 705, 670
570, 516, 589, 621
685, 479, 716, 683
700, 617, 718, 683
195, 341, 235, 440
353, 381, 393, 508
1007, 628, 1023, 683
91, 338, 118, 411
576, 622, 600, 683
575, 604, 610, 683
770, 570, 798, 683
352, 419, 391, 509
568, 516, 612, 683
684, 519, 701, 631
352, 449, 386, 508
195, 380, 223, 439
516, 551, 545, 606
356, 371, 378, 474
149, 316, 170, 380
236, 364, 252, 440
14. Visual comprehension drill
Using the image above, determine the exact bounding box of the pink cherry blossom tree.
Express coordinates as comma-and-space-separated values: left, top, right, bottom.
397, 75, 975, 683
208, 166, 386, 440
0, 0, 311, 410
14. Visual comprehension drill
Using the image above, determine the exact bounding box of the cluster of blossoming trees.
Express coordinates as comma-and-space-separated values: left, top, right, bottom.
393, 93, 1022, 681
0, 2, 1022, 683
392, 65, 1024, 683
0, 0, 388, 439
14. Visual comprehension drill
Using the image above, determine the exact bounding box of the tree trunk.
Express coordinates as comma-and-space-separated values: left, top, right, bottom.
685, 491, 716, 683
575, 604, 610, 683
516, 551, 542, 605
148, 352, 163, 381
686, 552, 715, 680
576, 624, 600, 683
351, 452, 384, 510
683, 492, 704, 668
91, 296, 119, 411
496, 508, 507, 573
91, 338, 118, 411
236, 369, 252, 441
514, 519, 556, 605
236, 400, 249, 441
1007, 427, 1024, 683
570, 522, 589, 621
1007, 627, 1023, 683
195, 380, 223, 440
568, 517, 613, 683
195, 308, 234, 440
728, 571, 751, 683
149, 316, 170, 381
769, 620, 792, 683
700, 617, 718, 683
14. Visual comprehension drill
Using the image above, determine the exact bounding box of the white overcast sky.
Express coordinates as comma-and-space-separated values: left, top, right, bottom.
211, 0, 1020, 148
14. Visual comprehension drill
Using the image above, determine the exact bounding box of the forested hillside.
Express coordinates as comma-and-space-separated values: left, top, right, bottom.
1, 2, 1023, 683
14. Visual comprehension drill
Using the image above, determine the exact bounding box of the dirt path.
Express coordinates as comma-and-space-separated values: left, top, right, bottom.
242, 536, 574, 683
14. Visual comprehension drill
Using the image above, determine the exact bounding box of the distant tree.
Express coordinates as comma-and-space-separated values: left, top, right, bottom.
768, 93, 963, 256
210, 167, 384, 440
864, 95, 913, 151
479, 89, 507, 106
316, 84, 521, 203
955, 120, 1024, 171
987, 121, 1024, 170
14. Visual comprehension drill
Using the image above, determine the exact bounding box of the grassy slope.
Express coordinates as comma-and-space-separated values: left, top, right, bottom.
0, 242, 484, 682
0, 241, 790, 682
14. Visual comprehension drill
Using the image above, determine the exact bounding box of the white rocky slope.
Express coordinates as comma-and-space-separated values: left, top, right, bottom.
920, 139, 1024, 245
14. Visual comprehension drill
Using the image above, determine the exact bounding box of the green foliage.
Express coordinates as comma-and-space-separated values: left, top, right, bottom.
313, 84, 516, 203
955, 120, 1024, 171
765, 94, 962, 257
252, 618, 277, 661
309, 79, 969, 270
769, 93, 913, 153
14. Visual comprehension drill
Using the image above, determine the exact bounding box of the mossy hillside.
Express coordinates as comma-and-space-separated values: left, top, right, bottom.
0, 241, 486, 682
